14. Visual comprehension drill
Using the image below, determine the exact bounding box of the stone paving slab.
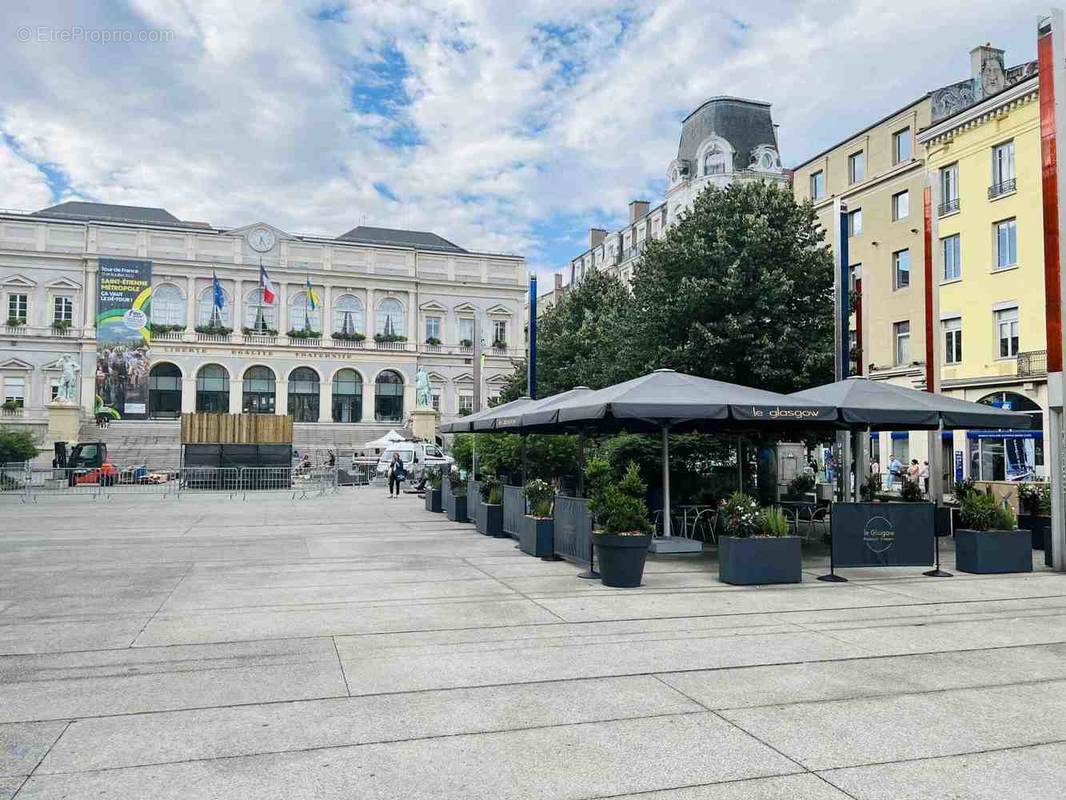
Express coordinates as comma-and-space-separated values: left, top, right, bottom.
0, 722, 66, 777
0, 638, 347, 722
18, 713, 800, 800
38, 675, 700, 774
606, 773, 852, 799
819, 741, 1066, 800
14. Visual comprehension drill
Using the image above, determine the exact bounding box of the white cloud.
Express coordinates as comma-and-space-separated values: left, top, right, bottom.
0, 0, 1047, 272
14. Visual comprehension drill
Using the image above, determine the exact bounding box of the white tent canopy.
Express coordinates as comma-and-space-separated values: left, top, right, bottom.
363, 429, 406, 450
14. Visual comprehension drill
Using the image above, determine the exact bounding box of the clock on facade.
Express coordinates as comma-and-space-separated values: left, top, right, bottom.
248, 226, 276, 253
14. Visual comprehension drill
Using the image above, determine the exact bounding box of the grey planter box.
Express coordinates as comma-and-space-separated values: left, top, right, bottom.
520, 516, 554, 558
955, 529, 1033, 574
425, 487, 442, 513
478, 503, 505, 537
446, 494, 467, 523
1017, 514, 1049, 550
718, 536, 802, 586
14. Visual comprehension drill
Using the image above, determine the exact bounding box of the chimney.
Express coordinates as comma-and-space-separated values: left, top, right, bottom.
971, 43, 1006, 100
554, 273, 563, 293
628, 200, 650, 224
589, 227, 606, 249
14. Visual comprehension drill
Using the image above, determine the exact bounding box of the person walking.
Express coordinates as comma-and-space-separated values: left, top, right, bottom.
387, 451, 406, 498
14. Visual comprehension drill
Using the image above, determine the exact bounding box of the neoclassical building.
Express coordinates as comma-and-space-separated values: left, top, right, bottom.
566, 97, 787, 287
0, 202, 525, 441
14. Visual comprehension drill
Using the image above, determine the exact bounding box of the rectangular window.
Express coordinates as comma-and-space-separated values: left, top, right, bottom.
458, 394, 473, 414
892, 190, 909, 221
992, 141, 1016, 187
810, 170, 825, 200
50, 378, 61, 401
3, 376, 25, 408
893, 249, 910, 290
492, 319, 507, 346
996, 307, 1019, 358
7, 293, 28, 323
847, 208, 862, 237
942, 234, 961, 281
458, 317, 474, 345
994, 219, 1017, 269
943, 317, 962, 364
431, 390, 440, 412
940, 162, 959, 210
848, 151, 865, 184
893, 127, 912, 163
53, 296, 73, 323
894, 321, 910, 366
848, 264, 861, 293
424, 315, 441, 342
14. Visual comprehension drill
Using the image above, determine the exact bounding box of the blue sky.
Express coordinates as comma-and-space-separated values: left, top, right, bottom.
0, 0, 1046, 280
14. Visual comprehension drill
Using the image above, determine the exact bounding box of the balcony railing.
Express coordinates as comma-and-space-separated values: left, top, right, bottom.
244, 334, 277, 346
373, 340, 407, 351
0, 406, 24, 418
331, 337, 366, 349
152, 330, 184, 342
988, 178, 1017, 199
3, 323, 27, 335
1017, 349, 1048, 377
195, 332, 231, 343
938, 198, 960, 217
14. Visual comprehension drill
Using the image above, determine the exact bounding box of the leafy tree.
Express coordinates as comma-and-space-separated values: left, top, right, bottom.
0, 427, 38, 464
624, 181, 834, 393
451, 432, 578, 482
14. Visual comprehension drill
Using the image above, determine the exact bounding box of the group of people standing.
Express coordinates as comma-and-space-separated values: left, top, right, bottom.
875, 455, 929, 492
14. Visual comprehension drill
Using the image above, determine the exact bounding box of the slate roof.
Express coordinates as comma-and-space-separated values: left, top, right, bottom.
31, 201, 212, 229
336, 225, 467, 253
676, 97, 778, 173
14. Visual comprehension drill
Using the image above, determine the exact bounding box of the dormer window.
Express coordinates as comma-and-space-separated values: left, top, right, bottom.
703, 145, 727, 176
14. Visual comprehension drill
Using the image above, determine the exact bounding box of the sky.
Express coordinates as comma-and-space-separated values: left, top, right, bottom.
0, 0, 1046, 280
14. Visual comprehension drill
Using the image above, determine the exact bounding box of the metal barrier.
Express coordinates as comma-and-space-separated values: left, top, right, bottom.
468, 480, 481, 528
502, 485, 525, 539
553, 495, 593, 566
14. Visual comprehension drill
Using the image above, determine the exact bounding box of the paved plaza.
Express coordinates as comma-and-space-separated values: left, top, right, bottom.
0, 489, 1063, 798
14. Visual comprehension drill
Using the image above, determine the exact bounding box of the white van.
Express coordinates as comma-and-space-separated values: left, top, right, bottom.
375, 441, 453, 478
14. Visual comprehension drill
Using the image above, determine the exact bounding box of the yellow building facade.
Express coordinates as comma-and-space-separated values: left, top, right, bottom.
919, 72, 1047, 481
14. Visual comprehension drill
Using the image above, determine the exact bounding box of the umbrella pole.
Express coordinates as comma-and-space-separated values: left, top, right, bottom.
924, 420, 953, 578
576, 429, 599, 580
736, 437, 743, 493
661, 425, 671, 538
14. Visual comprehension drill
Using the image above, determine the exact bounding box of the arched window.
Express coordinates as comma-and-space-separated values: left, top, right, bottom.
245, 288, 277, 334
147, 363, 182, 418
195, 364, 229, 413
333, 295, 364, 336
288, 291, 320, 333
374, 369, 404, 422
703, 144, 728, 176
287, 367, 320, 422
196, 286, 231, 327
151, 284, 185, 327
332, 369, 363, 422
376, 298, 405, 340
972, 392, 1044, 481
242, 366, 276, 414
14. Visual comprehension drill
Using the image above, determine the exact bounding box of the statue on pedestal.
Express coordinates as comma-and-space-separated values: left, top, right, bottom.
55, 354, 81, 405
415, 368, 433, 409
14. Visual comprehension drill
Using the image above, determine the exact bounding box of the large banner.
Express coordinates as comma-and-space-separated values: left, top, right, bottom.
831, 501, 935, 568
96, 258, 152, 419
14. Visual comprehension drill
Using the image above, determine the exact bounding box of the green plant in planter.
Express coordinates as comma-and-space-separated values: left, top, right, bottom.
332, 331, 366, 341
286, 328, 321, 339
953, 476, 978, 503
899, 479, 924, 502
374, 333, 407, 343
719, 491, 761, 538
787, 473, 815, 498
243, 326, 278, 336
1, 400, 21, 412
761, 507, 790, 537
458, 338, 473, 347
1018, 482, 1051, 516
992, 503, 1017, 532
5, 317, 26, 327
194, 324, 232, 335
959, 491, 1001, 531
585, 459, 651, 534
479, 476, 503, 504
447, 470, 466, 496
427, 469, 442, 490
859, 472, 882, 501
522, 478, 553, 518
51, 319, 73, 332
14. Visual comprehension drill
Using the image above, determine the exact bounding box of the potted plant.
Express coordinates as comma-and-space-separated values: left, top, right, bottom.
1017, 482, 1051, 550
332, 331, 365, 342
194, 323, 232, 335
243, 326, 278, 336
445, 470, 468, 523
586, 458, 652, 588
520, 478, 555, 558
717, 494, 801, 585
374, 333, 407, 343
477, 476, 505, 537
51, 319, 73, 333
786, 473, 815, 500
425, 469, 443, 513
425, 336, 442, 346
458, 338, 473, 348
286, 328, 322, 339
955, 491, 1032, 574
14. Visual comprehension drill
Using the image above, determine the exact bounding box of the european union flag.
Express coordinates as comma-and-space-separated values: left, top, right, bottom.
212, 272, 225, 309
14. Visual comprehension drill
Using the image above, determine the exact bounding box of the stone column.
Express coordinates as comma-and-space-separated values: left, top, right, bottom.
275, 283, 286, 334
180, 377, 196, 413
228, 378, 243, 414
275, 376, 288, 416
362, 373, 375, 423
320, 285, 331, 338
318, 374, 331, 423
365, 287, 376, 340
406, 291, 417, 343
233, 279, 245, 331
185, 275, 196, 332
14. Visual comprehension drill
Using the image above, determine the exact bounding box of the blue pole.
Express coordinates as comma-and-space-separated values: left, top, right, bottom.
528, 273, 538, 399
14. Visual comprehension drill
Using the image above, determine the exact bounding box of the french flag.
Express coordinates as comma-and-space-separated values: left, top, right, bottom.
259, 264, 276, 304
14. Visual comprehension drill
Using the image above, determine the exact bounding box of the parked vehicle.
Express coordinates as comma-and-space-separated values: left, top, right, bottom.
374, 441, 453, 479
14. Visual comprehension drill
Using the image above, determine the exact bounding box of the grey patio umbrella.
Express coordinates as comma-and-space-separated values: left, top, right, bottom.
494, 369, 838, 541
469, 395, 539, 432
790, 376, 1031, 430
488, 386, 595, 432
440, 395, 532, 434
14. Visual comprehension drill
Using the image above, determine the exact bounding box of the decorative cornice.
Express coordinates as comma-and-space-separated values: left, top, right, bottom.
918, 76, 1040, 146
